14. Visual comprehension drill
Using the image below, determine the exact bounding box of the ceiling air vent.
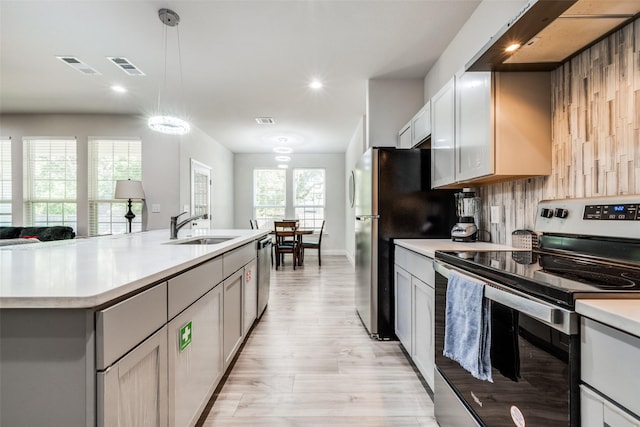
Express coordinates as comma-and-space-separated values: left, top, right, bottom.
56, 56, 100, 75
107, 57, 145, 76
255, 117, 275, 125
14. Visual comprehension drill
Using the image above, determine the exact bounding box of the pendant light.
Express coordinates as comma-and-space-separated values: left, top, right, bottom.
148, 8, 191, 135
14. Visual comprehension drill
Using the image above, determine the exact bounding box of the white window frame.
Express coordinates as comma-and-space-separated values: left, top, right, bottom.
23, 137, 77, 228
88, 138, 142, 236
253, 168, 286, 229
293, 168, 325, 231
0, 138, 11, 225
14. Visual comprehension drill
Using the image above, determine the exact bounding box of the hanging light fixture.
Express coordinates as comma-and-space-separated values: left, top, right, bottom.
148, 8, 191, 135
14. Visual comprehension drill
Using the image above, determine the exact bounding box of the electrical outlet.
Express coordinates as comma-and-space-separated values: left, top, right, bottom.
490, 206, 502, 224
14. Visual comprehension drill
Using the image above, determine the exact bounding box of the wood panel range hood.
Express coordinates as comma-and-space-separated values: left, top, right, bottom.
467, 0, 640, 71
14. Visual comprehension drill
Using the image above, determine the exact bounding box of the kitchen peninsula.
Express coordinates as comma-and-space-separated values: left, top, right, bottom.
0, 228, 268, 427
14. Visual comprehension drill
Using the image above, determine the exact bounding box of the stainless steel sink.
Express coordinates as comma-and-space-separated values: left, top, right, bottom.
170, 236, 238, 245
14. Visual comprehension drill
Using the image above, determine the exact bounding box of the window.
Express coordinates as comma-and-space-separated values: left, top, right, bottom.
24, 138, 77, 228
253, 169, 286, 229
293, 168, 325, 230
0, 138, 11, 225
88, 138, 142, 235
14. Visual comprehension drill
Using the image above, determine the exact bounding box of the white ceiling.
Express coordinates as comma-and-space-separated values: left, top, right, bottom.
0, 1, 480, 153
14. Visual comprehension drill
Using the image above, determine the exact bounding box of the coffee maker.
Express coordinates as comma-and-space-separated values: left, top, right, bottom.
451, 190, 480, 242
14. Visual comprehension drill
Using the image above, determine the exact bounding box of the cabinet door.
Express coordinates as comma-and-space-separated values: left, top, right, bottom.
394, 265, 412, 353
243, 259, 258, 335
98, 326, 168, 427
223, 270, 244, 368
398, 122, 412, 149
413, 276, 435, 391
411, 101, 431, 146
456, 71, 492, 182
168, 286, 223, 427
431, 78, 456, 188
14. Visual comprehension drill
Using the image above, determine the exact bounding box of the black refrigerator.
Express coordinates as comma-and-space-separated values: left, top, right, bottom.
354, 147, 456, 339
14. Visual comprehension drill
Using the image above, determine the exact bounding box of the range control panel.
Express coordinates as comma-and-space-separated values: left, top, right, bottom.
583, 204, 640, 220
535, 196, 640, 239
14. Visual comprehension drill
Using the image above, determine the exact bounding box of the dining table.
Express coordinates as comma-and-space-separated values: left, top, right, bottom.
271, 228, 314, 266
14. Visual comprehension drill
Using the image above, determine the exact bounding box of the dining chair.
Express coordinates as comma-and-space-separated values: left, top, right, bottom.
274, 220, 299, 269
300, 220, 325, 266
249, 219, 255, 229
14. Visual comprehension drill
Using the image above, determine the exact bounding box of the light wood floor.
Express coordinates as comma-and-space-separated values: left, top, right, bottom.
199, 254, 437, 426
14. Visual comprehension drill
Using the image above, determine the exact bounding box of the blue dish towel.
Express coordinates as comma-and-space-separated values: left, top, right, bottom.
443, 270, 493, 382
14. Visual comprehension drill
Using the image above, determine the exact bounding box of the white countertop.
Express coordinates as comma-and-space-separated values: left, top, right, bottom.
394, 238, 520, 258
576, 299, 640, 338
0, 229, 268, 309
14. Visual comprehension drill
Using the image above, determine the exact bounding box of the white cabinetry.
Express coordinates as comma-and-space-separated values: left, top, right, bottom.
223, 269, 244, 368
394, 245, 436, 390
398, 121, 412, 149
394, 266, 413, 353
431, 78, 456, 188
431, 71, 551, 188
411, 101, 431, 146
398, 101, 431, 149
581, 318, 640, 426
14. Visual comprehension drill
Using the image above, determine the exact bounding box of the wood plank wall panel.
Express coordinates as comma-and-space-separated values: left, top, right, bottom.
478, 18, 640, 245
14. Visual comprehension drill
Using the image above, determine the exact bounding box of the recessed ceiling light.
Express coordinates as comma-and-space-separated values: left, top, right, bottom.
111, 85, 127, 93
273, 146, 293, 154
309, 80, 323, 90
505, 43, 521, 53
278, 164, 289, 169
275, 155, 291, 162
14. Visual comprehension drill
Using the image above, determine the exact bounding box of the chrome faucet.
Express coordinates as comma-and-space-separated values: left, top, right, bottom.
170, 211, 209, 239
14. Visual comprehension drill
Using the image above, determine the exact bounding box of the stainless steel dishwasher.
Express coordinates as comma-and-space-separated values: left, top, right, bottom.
257, 236, 272, 318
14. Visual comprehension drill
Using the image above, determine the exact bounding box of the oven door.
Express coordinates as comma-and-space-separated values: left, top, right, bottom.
433, 261, 580, 427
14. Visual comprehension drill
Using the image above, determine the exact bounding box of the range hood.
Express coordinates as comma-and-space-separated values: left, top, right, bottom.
467, 0, 640, 71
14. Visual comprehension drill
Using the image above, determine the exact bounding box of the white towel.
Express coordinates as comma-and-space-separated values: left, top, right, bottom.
443, 270, 493, 382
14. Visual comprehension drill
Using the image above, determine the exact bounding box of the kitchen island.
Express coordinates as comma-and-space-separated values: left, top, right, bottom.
0, 228, 268, 427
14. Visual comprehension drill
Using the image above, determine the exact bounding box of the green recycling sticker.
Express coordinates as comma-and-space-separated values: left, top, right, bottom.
179, 321, 192, 352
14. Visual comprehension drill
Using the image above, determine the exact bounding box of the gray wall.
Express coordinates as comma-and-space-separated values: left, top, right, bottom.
344, 116, 366, 264
0, 113, 234, 235
233, 153, 345, 254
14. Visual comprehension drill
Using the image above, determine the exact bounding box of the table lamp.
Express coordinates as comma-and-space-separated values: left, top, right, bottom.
114, 179, 145, 233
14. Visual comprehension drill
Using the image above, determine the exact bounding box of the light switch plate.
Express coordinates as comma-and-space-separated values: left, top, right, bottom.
151, 204, 161, 213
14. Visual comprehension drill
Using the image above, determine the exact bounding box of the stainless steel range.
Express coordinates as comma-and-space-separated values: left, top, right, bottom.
433, 196, 640, 427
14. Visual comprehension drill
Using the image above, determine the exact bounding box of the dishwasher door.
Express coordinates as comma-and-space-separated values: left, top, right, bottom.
257, 237, 272, 318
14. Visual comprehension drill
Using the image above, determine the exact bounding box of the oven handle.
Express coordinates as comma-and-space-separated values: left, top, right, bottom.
433, 260, 563, 327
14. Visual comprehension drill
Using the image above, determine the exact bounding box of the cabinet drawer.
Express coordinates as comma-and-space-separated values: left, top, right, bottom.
394, 246, 434, 287
168, 256, 223, 320
96, 282, 167, 370
581, 318, 640, 417
223, 243, 255, 278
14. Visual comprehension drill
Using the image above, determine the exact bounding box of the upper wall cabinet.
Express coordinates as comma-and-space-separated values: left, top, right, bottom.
431, 71, 551, 188
431, 78, 456, 188
397, 101, 431, 149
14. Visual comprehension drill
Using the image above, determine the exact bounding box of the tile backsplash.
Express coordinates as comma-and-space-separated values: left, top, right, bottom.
479, 18, 640, 245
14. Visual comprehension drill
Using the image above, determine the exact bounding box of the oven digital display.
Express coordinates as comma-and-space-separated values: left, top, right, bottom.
583, 204, 639, 220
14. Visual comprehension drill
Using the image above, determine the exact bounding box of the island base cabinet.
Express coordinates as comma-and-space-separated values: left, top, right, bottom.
168, 285, 223, 427
243, 259, 258, 335
581, 384, 640, 427
97, 326, 168, 427
223, 269, 244, 368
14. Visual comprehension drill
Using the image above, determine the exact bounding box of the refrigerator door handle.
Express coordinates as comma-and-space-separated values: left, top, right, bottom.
356, 215, 380, 221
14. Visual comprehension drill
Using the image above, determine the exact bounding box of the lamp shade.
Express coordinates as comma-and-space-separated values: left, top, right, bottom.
114, 180, 145, 200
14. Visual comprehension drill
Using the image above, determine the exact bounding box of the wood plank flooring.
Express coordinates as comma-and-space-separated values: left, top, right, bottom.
198, 254, 437, 426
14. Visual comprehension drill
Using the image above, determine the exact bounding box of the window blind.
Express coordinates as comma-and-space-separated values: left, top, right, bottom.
253, 169, 286, 229
293, 168, 325, 230
88, 138, 142, 236
0, 138, 11, 225
24, 138, 77, 228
